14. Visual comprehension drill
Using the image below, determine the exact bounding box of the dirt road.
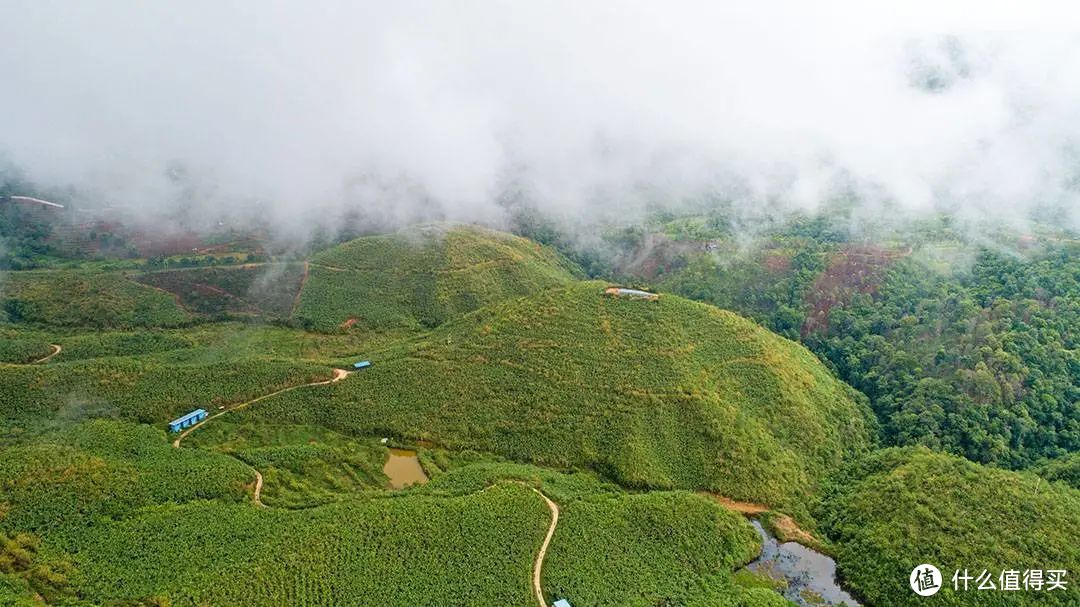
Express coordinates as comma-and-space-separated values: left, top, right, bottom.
171, 367, 350, 448
252, 468, 266, 508
167, 368, 560, 605
170, 367, 352, 507
31, 344, 62, 364
529, 486, 560, 607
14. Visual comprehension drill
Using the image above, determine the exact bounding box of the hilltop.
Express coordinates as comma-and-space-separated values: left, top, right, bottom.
1, 224, 579, 333
240, 281, 876, 520
293, 224, 581, 331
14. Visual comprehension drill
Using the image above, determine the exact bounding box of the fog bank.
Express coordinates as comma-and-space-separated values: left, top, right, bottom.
2, 1, 1079, 236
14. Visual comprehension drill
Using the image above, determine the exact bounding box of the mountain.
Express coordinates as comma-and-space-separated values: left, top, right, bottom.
293, 223, 581, 331
241, 280, 876, 520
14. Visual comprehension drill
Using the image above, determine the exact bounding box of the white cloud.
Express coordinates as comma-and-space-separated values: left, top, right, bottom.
1, 1, 1078, 231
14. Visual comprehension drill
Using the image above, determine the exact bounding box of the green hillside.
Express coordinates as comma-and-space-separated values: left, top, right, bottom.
0, 424, 784, 606
243, 281, 876, 520
0, 421, 252, 539
135, 263, 306, 319
1037, 452, 1080, 489
0, 352, 331, 428
293, 224, 581, 331
818, 447, 1080, 606
1, 270, 190, 328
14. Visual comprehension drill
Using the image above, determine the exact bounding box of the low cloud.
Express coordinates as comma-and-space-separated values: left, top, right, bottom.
1, 1, 1078, 237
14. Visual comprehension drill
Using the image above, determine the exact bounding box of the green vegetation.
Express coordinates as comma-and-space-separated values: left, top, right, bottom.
1, 443, 789, 606
818, 447, 1080, 606
418, 462, 788, 606
0, 331, 53, 363
543, 492, 781, 606
244, 281, 875, 520
1, 270, 189, 328
185, 421, 390, 508
3, 214, 1077, 605
67, 483, 550, 606
0, 531, 76, 605
294, 224, 580, 331
0, 421, 252, 540
1036, 452, 1080, 490
0, 353, 331, 429
135, 263, 306, 318
655, 216, 1080, 469
49, 330, 194, 362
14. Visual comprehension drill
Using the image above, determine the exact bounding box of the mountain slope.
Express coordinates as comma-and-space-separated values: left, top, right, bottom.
819, 447, 1080, 606
293, 224, 580, 331
247, 281, 876, 520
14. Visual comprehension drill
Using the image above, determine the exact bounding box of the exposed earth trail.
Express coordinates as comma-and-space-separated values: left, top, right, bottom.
168, 368, 559, 605
31, 344, 62, 364
170, 367, 351, 506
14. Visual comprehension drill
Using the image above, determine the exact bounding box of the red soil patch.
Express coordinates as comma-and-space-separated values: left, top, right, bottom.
802, 244, 911, 336
762, 250, 792, 273
616, 233, 704, 280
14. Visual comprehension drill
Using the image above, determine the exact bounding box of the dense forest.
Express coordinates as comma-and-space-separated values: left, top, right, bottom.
531, 209, 1080, 471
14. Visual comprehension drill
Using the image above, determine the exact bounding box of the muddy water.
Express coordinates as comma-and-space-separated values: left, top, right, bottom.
746, 520, 860, 606
383, 448, 429, 489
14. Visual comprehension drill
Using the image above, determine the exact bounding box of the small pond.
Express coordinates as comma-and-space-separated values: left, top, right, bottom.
383, 448, 429, 489
745, 519, 861, 606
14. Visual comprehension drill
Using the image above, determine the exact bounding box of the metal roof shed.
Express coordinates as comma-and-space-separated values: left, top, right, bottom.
168, 408, 207, 433
553, 600, 573, 607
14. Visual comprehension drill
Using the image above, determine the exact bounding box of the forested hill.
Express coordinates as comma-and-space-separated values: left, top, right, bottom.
633, 217, 1080, 470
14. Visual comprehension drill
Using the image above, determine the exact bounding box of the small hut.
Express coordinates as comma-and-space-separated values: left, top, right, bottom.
603, 286, 659, 301
168, 409, 207, 433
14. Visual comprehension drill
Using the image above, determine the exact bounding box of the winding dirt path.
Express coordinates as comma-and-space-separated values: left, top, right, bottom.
31, 344, 62, 364
289, 261, 310, 316
252, 468, 266, 508
528, 486, 559, 607
170, 367, 351, 506
166, 368, 559, 604
172, 368, 351, 448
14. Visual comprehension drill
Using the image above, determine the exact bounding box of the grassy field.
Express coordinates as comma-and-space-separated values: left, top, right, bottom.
818, 447, 1080, 606
239, 281, 876, 522
294, 224, 580, 331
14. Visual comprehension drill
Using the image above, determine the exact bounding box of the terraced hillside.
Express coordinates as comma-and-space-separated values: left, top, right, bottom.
5, 223, 987, 606
243, 281, 877, 520
293, 224, 581, 331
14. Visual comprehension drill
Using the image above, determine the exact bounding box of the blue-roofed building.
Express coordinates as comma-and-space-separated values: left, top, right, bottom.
169, 408, 208, 433
353, 360, 372, 370
553, 600, 573, 607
